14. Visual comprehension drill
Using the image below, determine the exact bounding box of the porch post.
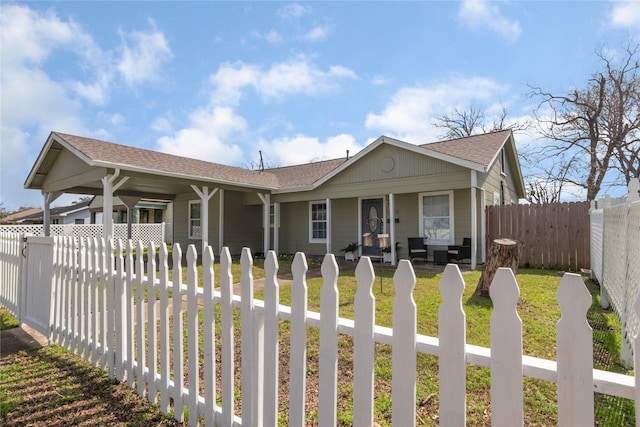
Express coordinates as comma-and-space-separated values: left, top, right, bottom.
389, 193, 396, 265
42, 191, 61, 236
481, 189, 487, 263
273, 202, 280, 255
218, 189, 224, 255
119, 196, 141, 242
191, 185, 218, 256
257, 193, 271, 255
326, 198, 332, 254
102, 169, 129, 241
470, 171, 478, 270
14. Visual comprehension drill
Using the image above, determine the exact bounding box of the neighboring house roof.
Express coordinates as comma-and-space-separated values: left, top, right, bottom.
19, 200, 92, 222
25, 129, 525, 197
1, 208, 43, 224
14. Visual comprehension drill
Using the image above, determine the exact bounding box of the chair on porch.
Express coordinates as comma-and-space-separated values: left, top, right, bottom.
447, 237, 472, 263
408, 237, 428, 262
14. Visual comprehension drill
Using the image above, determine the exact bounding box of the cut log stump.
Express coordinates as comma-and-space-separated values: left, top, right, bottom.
474, 238, 522, 298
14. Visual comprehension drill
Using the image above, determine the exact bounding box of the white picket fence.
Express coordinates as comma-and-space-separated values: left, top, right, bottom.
0, 232, 25, 319
0, 223, 167, 246
589, 180, 640, 368
36, 236, 639, 426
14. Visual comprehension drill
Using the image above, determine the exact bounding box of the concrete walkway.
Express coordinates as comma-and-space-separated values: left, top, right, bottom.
0, 324, 48, 359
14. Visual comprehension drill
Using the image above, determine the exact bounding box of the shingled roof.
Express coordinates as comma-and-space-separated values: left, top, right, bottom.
54, 132, 281, 189
420, 129, 511, 167
27, 129, 520, 195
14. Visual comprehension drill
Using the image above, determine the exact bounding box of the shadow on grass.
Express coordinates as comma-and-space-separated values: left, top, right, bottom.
0, 345, 184, 426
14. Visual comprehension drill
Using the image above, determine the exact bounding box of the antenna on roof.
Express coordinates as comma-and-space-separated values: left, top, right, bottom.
346, 149, 350, 160
259, 150, 264, 171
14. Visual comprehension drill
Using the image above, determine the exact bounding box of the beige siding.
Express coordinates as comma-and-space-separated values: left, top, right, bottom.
42, 149, 100, 192
478, 151, 521, 205
329, 198, 359, 255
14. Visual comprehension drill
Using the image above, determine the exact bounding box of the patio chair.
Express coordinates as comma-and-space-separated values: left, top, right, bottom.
408, 237, 428, 262
448, 237, 472, 262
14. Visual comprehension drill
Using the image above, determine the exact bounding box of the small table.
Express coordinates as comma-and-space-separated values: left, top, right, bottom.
433, 250, 448, 265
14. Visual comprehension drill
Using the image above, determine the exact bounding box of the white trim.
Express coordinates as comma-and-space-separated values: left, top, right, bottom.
309, 200, 328, 243
418, 190, 455, 246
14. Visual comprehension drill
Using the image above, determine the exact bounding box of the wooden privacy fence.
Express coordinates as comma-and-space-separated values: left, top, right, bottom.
36, 236, 638, 426
486, 201, 590, 271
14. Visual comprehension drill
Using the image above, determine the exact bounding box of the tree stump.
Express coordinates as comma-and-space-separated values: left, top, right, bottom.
474, 238, 523, 298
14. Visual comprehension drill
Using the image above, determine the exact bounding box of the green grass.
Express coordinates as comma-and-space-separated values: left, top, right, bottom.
0, 308, 18, 331
0, 345, 183, 425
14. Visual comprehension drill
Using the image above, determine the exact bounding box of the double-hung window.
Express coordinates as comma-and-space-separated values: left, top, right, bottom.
189, 200, 201, 239
419, 191, 454, 245
309, 201, 327, 242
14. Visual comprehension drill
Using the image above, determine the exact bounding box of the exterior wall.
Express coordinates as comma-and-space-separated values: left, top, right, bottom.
477, 150, 521, 205
60, 208, 91, 224
273, 145, 470, 204
42, 149, 97, 191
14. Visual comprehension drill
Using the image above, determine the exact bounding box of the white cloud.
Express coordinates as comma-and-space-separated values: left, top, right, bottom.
156, 107, 245, 164
609, 1, 640, 29
458, 0, 521, 43
116, 19, 173, 86
250, 29, 284, 44
303, 26, 329, 42
365, 77, 508, 143
261, 133, 364, 165
210, 57, 357, 104
277, 3, 311, 19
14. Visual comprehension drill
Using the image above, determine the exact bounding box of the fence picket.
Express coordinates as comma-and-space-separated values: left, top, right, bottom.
115, 239, 126, 381
392, 259, 417, 427
438, 264, 467, 425
147, 244, 158, 404
289, 252, 309, 426
557, 273, 594, 426
172, 244, 185, 422
99, 238, 108, 370
106, 239, 116, 378
80, 238, 88, 360
125, 240, 135, 386
319, 254, 339, 427
219, 247, 235, 427
135, 240, 146, 395
263, 250, 280, 426
51, 236, 62, 344
353, 256, 376, 427
91, 237, 100, 367
202, 246, 216, 426
71, 237, 80, 356
490, 268, 523, 426
186, 245, 199, 427
158, 243, 171, 413
240, 247, 256, 426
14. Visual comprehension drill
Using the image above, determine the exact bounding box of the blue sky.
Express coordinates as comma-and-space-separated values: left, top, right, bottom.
1, 1, 639, 211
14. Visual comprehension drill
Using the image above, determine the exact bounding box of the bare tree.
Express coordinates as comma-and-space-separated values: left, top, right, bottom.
434, 104, 530, 139
529, 42, 640, 201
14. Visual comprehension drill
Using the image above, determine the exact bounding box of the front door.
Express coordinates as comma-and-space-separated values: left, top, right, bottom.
361, 198, 384, 257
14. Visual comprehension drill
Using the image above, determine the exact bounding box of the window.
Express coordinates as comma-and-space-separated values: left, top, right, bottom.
419, 191, 454, 245
189, 201, 201, 239
74, 218, 85, 224
309, 201, 327, 242
500, 148, 507, 175
154, 209, 163, 223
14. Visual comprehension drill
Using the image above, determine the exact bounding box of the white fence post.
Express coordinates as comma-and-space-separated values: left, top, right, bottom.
172, 244, 185, 422
289, 252, 309, 426
158, 243, 171, 413
319, 254, 339, 426
147, 244, 158, 404
557, 273, 594, 426
240, 247, 257, 426
219, 246, 235, 427
263, 250, 280, 426
438, 264, 467, 425
490, 268, 523, 426
392, 259, 416, 427
186, 244, 200, 426
202, 246, 216, 426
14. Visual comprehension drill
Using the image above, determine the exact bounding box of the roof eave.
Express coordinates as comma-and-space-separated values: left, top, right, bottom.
92, 160, 279, 192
